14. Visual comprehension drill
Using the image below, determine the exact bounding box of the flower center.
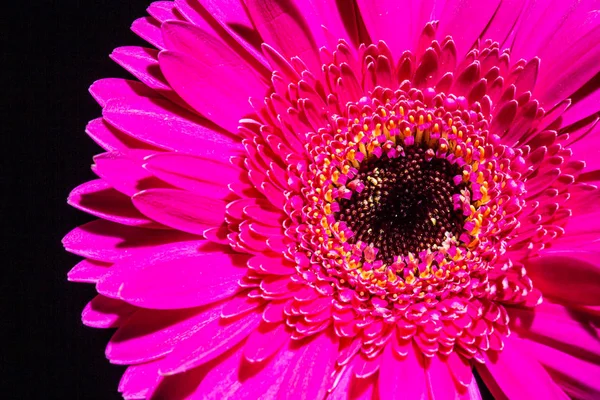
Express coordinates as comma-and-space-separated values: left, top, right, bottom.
337, 146, 465, 263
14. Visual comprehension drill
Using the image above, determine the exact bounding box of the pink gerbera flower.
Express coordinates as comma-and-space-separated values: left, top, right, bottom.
64, 0, 600, 398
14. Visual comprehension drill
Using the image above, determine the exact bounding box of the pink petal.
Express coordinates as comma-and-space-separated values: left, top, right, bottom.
62, 219, 197, 262
276, 328, 339, 400
437, 0, 501, 60
68, 180, 161, 228
97, 246, 248, 309
118, 361, 162, 399
131, 17, 165, 50
110, 46, 183, 105
392, 345, 428, 399
508, 301, 600, 358
245, 0, 321, 72
159, 49, 267, 133
93, 152, 168, 197
102, 95, 241, 155
425, 354, 460, 400
85, 118, 159, 153
159, 310, 262, 375
221, 293, 265, 319
82, 295, 137, 329
107, 303, 225, 365
356, 0, 412, 60
524, 339, 600, 398
132, 188, 226, 235
143, 152, 242, 196
193, 340, 297, 399
67, 259, 111, 284
378, 343, 404, 400
536, 24, 600, 108
562, 88, 600, 128
525, 250, 600, 305
89, 78, 159, 108
244, 322, 290, 363
174, 0, 269, 71
479, 336, 569, 400
148, 1, 185, 23
161, 19, 268, 77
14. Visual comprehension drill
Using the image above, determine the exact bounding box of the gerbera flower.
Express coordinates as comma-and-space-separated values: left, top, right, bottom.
64, 0, 600, 398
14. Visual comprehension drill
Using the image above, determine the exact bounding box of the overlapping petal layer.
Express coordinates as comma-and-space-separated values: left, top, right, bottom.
66, 0, 600, 398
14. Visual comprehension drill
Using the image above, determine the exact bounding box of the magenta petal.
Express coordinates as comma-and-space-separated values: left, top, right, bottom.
159, 49, 267, 133
132, 188, 226, 235
102, 95, 241, 155
245, 0, 321, 72
393, 345, 428, 399
161, 19, 268, 77
508, 301, 600, 358
89, 78, 159, 108
194, 339, 297, 400
131, 17, 165, 50
425, 354, 459, 400
524, 339, 600, 398
276, 328, 339, 400
93, 152, 167, 197
437, 0, 501, 60
244, 322, 289, 363
144, 152, 242, 196
356, 0, 412, 59
82, 295, 137, 329
62, 219, 196, 262
118, 361, 162, 400
98, 247, 248, 309
378, 343, 403, 400
107, 303, 225, 364
86, 118, 159, 153
525, 251, 600, 305
67, 259, 111, 283
537, 24, 600, 108
159, 310, 262, 375
68, 180, 161, 228
479, 337, 569, 400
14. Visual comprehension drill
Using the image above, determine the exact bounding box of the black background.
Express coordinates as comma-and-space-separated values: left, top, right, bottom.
3, 1, 494, 399
5, 1, 149, 398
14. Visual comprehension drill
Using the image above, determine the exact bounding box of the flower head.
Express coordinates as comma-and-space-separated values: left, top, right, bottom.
66, 0, 600, 399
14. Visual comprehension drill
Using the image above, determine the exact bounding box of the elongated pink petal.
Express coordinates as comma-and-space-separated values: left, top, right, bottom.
93, 152, 168, 197
244, 322, 290, 363
245, 0, 321, 72
143, 152, 242, 195
86, 118, 159, 153
82, 295, 137, 329
426, 355, 460, 400
68, 180, 161, 228
525, 251, 600, 305
132, 188, 226, 235
131, 16, 165, 50
193, 340, 297, 400
67, 259, 111, 284
159, 48, 267, 133
437, 0, 501, 60
159, 310, 263, 375
103, 95, 240, 155
62, 219, 196, 262
90, 78, 160, 108
107, 303, 225, 364
118, 361, 162, 400
98, 246, 247, 309
277, 328, 339, 400
508, 301, 600, 358
524, 339, 600, 399
479, 337, 569, 400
